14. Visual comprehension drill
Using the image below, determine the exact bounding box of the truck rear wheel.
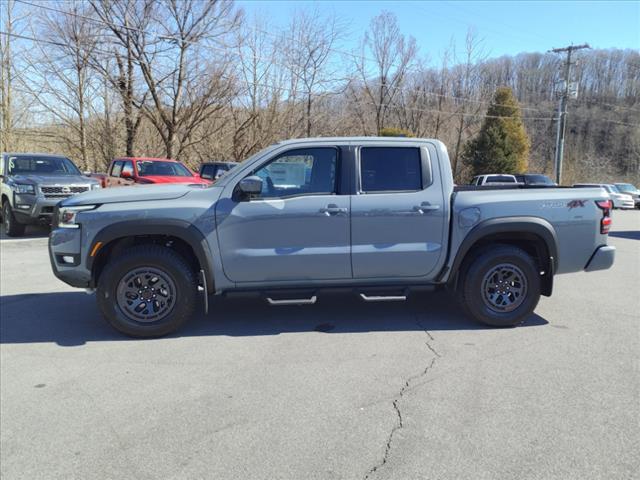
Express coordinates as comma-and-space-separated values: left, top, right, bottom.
460, 245, 540, 327
97, 245, 197, 337
3, 202, 26, 237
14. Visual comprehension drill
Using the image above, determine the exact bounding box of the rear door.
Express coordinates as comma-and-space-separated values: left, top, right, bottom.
215, 146, 351, 283
350, 145, 446, 279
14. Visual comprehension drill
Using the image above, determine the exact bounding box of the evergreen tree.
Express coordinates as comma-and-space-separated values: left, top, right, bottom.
463, 87, 530, 176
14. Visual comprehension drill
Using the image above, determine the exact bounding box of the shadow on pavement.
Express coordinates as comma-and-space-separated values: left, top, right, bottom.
609, 230, 640, 241
0, 291, 548, 346
0, 224, 50, 240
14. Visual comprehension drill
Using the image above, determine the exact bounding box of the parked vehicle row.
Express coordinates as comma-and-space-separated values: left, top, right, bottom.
574, 183, 636, 209
469, 172, 638, 209
48, 137, 616, 337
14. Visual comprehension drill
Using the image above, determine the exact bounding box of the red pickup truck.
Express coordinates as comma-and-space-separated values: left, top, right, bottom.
92, 157, 210, 188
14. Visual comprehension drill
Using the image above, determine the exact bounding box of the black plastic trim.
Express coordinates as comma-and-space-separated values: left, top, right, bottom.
87, 220, 215, 293
446, 216, 559, 282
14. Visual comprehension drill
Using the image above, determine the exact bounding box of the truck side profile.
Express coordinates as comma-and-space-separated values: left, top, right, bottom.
49, 138, 615, 337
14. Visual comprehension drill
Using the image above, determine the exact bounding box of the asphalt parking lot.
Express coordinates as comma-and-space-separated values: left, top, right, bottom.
1, 212, 639, 480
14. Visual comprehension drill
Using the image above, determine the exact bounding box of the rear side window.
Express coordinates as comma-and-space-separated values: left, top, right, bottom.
360, 147, 422, 193
486, 175, 516, 183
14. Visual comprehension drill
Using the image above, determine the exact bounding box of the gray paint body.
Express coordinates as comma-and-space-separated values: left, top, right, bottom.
49, 137, 614, 293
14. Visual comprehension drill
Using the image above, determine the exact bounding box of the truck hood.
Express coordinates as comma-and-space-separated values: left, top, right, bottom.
10, 174, 99, 185
60, 183, 201, 206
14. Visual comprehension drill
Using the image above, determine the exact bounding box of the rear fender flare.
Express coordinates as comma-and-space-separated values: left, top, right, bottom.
447, 217, 558, 294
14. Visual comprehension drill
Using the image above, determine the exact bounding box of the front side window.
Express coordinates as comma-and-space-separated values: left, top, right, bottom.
251, 148, 338, 199
8, 156, 81, 175
136, 161, 192, 177
121, 161, 134, 177
360, 147, 422, 193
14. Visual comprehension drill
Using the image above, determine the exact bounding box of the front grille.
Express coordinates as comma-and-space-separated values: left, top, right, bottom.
40, 185, 90, 198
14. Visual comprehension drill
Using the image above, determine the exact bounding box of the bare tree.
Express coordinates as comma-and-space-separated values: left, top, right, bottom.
352, 11, 417, 135
19, 1, 99, 170
93, 0, 240, 159
450, 28, 485, 177
89, 0, 149, 157
284, 9, 344, 137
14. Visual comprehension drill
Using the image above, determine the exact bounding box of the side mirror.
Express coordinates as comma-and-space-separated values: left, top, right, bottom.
238, 175, 263, 195
200, 171, 213, 181
121, 170, 132, 179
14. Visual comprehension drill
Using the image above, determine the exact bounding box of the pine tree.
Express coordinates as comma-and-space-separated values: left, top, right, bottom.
463, 87, 530, 176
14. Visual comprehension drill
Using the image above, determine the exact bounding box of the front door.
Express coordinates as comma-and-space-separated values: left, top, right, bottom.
350, 145, 446, 279
215, 147, 351, 283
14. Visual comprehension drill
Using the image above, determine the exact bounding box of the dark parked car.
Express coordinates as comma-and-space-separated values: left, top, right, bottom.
514, 174, 557, 186
199, 161, 239, 181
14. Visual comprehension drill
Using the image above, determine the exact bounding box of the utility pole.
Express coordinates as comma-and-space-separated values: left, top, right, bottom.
549, 43, 590, 185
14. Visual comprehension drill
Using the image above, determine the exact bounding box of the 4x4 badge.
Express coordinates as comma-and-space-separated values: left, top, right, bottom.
567, 199, 586, 209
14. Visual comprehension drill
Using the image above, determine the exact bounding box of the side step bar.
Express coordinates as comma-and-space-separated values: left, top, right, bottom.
266, 296, 317, 306
359, 293, 407, 302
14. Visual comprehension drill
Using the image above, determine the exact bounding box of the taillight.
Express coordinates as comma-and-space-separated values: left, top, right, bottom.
596, 200, 612, 234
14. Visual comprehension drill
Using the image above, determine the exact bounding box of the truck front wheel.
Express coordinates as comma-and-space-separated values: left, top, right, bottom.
461, 245, 541, 327
3, 202, 26, 237
97, 245, 197, 337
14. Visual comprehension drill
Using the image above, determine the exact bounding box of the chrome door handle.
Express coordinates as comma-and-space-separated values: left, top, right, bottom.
412, 202, 440, 214
319, 204, 347, 215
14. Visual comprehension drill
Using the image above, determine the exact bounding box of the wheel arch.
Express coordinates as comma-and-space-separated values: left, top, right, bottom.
448, 217, 558, 297
87, 220, 215, 293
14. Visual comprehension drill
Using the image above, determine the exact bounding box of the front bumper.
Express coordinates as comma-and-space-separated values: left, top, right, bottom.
13, 195, 61, 224
49, 226, 92, 288
584, 245, 616, 272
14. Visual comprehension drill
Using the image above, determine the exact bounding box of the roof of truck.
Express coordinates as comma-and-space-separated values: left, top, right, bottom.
2, 152, 70, 158
275, 137, 442, 145
114, 157, 178, 162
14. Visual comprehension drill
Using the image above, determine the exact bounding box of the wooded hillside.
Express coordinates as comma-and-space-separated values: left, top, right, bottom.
2, 0, 638, 184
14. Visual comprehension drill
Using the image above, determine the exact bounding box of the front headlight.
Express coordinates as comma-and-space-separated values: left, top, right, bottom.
91, 184, 102, 190
58, 205, 97, 229
14, 184, 35, 194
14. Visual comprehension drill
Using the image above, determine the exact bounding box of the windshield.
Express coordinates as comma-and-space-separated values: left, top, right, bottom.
524, 174, 555, 185
615, 183, 637, 193
136, 161, 192, 177
8, 156, 81, 175
606, 185, 620, 193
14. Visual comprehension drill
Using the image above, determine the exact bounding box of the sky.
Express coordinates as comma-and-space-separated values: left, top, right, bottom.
238, 0, 640, 63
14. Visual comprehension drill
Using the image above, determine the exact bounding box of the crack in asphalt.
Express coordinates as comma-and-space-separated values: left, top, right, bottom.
363, 317, 441, 480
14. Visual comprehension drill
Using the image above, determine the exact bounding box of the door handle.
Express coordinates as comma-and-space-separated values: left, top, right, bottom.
412, 202, 440, 214
319, 204, 347, 216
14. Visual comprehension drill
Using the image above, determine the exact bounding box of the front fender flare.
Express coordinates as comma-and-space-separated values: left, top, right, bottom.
87, 219, 215, 293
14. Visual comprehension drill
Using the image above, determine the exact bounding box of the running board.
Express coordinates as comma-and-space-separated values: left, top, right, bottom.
266, 296, 317, 306
359, 293, 407, 302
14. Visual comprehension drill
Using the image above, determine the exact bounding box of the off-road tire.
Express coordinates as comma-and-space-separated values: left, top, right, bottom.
460, 244, 541, 327
2, 201, 26, 237
97, 245, 197, 337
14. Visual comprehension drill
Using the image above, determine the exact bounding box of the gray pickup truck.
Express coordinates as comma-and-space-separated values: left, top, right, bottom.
48, 137, 615, 337
1, 153, 101, 236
